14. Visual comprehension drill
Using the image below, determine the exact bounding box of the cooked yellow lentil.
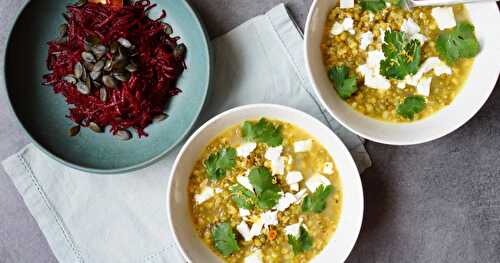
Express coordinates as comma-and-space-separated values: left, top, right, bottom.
188, 119, 342, 262
321, 4, 474, 122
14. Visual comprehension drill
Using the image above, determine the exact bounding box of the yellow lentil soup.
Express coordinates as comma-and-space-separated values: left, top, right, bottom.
321, 2, 480, 122
188, 118, 342, 262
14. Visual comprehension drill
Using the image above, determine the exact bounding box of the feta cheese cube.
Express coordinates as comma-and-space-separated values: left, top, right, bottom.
290, 183, 299, 192
431, 7, 456, 30
271, 157, 286, 175
294, 139, 313, 153
237, 175, 254, 193
294, 189, 308, 203
286, 171, 303, 185
264, 146, 283, 161
322, 162, 335, 175
359, 31, 373, 50
249, 219, 264, 237
237, 221, 253, 241
240, 208, 251, 217
194, 186, 214, 205
305, 174, 331, 192
416, 77, 432, 97
261, 211, 279, 228
340, 0, 354, 9
284, 218, 304, 238
274, 193, 297, 212
237, 142, 257, 158
330, 17, 356, 36
244, 249, 263, 263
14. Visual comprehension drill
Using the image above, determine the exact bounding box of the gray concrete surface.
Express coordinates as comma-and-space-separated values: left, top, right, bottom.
0, 0, 499, 262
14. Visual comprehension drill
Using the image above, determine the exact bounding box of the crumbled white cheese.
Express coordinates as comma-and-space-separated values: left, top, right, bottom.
215, 188, 223, 194
357, 51, 391, 90
431, 7, 456, 30
274, 193, 297, 212
398, 57, 451, 89
194, 186, 214, 205
369, 12, 375, 22
322, 162, 334, 175
379, 29, 386, 43
237, 175, 254, 193
340, 0, 354, 9
271, 157, 286, 175
401, 18, 427, 44
240, 208, 251, 217
244, 249, 263, 263
249, 219, 264, 237
290, 183, 299, 192
416, 77, 432, 97
330, 17, 355, 36
284, 218, 304, 238
294, 189, 308, 203
261, 211, 279, 228
237, 221, 253, 241
294, 139, 313, 153
359, 31, 373, 50
264, 146, 283, 161
305, 174, 331, 192
286, 171, 303, 185
237, 142, 257, 158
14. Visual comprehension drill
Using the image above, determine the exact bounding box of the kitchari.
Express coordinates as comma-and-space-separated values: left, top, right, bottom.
321, 1, 480, 122
188, 118, 342, 262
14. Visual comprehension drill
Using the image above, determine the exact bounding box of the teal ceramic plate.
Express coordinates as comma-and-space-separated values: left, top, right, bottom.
4, 0, 212, 174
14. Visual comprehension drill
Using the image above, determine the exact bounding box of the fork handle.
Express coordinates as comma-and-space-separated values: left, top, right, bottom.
410, 0, 499, 7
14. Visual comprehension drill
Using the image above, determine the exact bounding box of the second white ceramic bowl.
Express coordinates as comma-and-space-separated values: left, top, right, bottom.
304, 0, 500, 145
167, 104, 364, 263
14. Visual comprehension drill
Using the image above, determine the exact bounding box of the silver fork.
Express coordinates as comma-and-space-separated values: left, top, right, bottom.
403, 0, 499, 9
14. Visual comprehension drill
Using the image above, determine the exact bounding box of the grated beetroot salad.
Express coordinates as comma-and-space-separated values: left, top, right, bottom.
43, 0, 186, 139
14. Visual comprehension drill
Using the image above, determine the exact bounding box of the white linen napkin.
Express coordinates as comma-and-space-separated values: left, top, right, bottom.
2, 4, 371, 263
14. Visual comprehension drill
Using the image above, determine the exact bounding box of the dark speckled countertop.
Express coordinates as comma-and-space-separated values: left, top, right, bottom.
0, 0, 498, 262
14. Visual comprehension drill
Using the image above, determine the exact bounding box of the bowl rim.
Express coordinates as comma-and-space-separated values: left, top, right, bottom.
167, 103, 364, 262
304, 0, 500, 145
1, 0, 213, 174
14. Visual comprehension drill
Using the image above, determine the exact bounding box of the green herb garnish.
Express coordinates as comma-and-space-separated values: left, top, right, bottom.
287, 226, 313, 255
302, 185, 334, 213
241, 118, 283, 147
380, 30, 421, 80
360, 0, 386, 12
212, 223, 240, 256
248, 166, 281, 209
204, 147, 237, 180
436, 22, 480, 65
229, 184, 256, 209
396, 95, 426, 119
328, 66, 358, 99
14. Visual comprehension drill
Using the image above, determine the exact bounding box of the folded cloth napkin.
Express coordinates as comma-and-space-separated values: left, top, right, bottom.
2, 4, 371, 263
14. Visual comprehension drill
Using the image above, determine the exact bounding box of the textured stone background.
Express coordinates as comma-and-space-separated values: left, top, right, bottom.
0, 0, 499, 262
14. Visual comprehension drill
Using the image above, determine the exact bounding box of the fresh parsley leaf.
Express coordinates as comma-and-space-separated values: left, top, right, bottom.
360, 0, 386, 12
436, 22, 480, 65
380, 30, 422, 80
241, 118, 283, 147
287, 226, 313, 255
328, 66, 358, 99
212, 223, 240, 256
396, 95, 426, 119
204, 147, 237, 181
229, 184, 256, 209
302, 185, 334, 213
248, 166, 281, 209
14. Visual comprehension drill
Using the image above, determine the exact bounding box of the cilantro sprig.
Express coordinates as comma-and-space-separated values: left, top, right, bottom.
229, 184, 256, 209
396, 95, 426, 119
436, 22, 480, 65
302, 185, 334, 213
328, 66, 358, 99
241, 118, 283, 147
360, 0, 386, 12
287, 226, 313, 255
248, 166, 281, 209
204, 147, 237, 181
212, 223, 240, 256
380, 30, 422, 80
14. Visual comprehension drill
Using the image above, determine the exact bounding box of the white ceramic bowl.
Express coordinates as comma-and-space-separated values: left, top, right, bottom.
167, 104, 363, 263
305, 1, 500, 145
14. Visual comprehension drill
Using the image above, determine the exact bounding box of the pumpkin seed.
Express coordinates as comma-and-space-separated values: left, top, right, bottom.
112, 72, 130, 82
84, 36, 101, 51
74, 62, 83, 79
92, 45, 107, 60
110, 42, 119, 54
99, 88, 107, 102
75, 0, 87, 7
93, 60, 105, 72
102, 75, 117, 88
153, 113, 168, 123
164, 23, 173, 35
114, 130, 132, 141
82, 51, 96, 63
69, 125, 80, 137
63, 75, 77, 84
88, 122, 103, 133
58, 24, 68, 38
117, 37, 132, 49
173, 43, 186, 60
83, 61, 94, 71
76, 81, 90, 95
104, 59, 113, 71
90, 70, 101, 80
125, 63, 138, 72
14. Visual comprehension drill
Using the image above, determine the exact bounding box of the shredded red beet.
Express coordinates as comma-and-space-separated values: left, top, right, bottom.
43, 0, 186, 138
